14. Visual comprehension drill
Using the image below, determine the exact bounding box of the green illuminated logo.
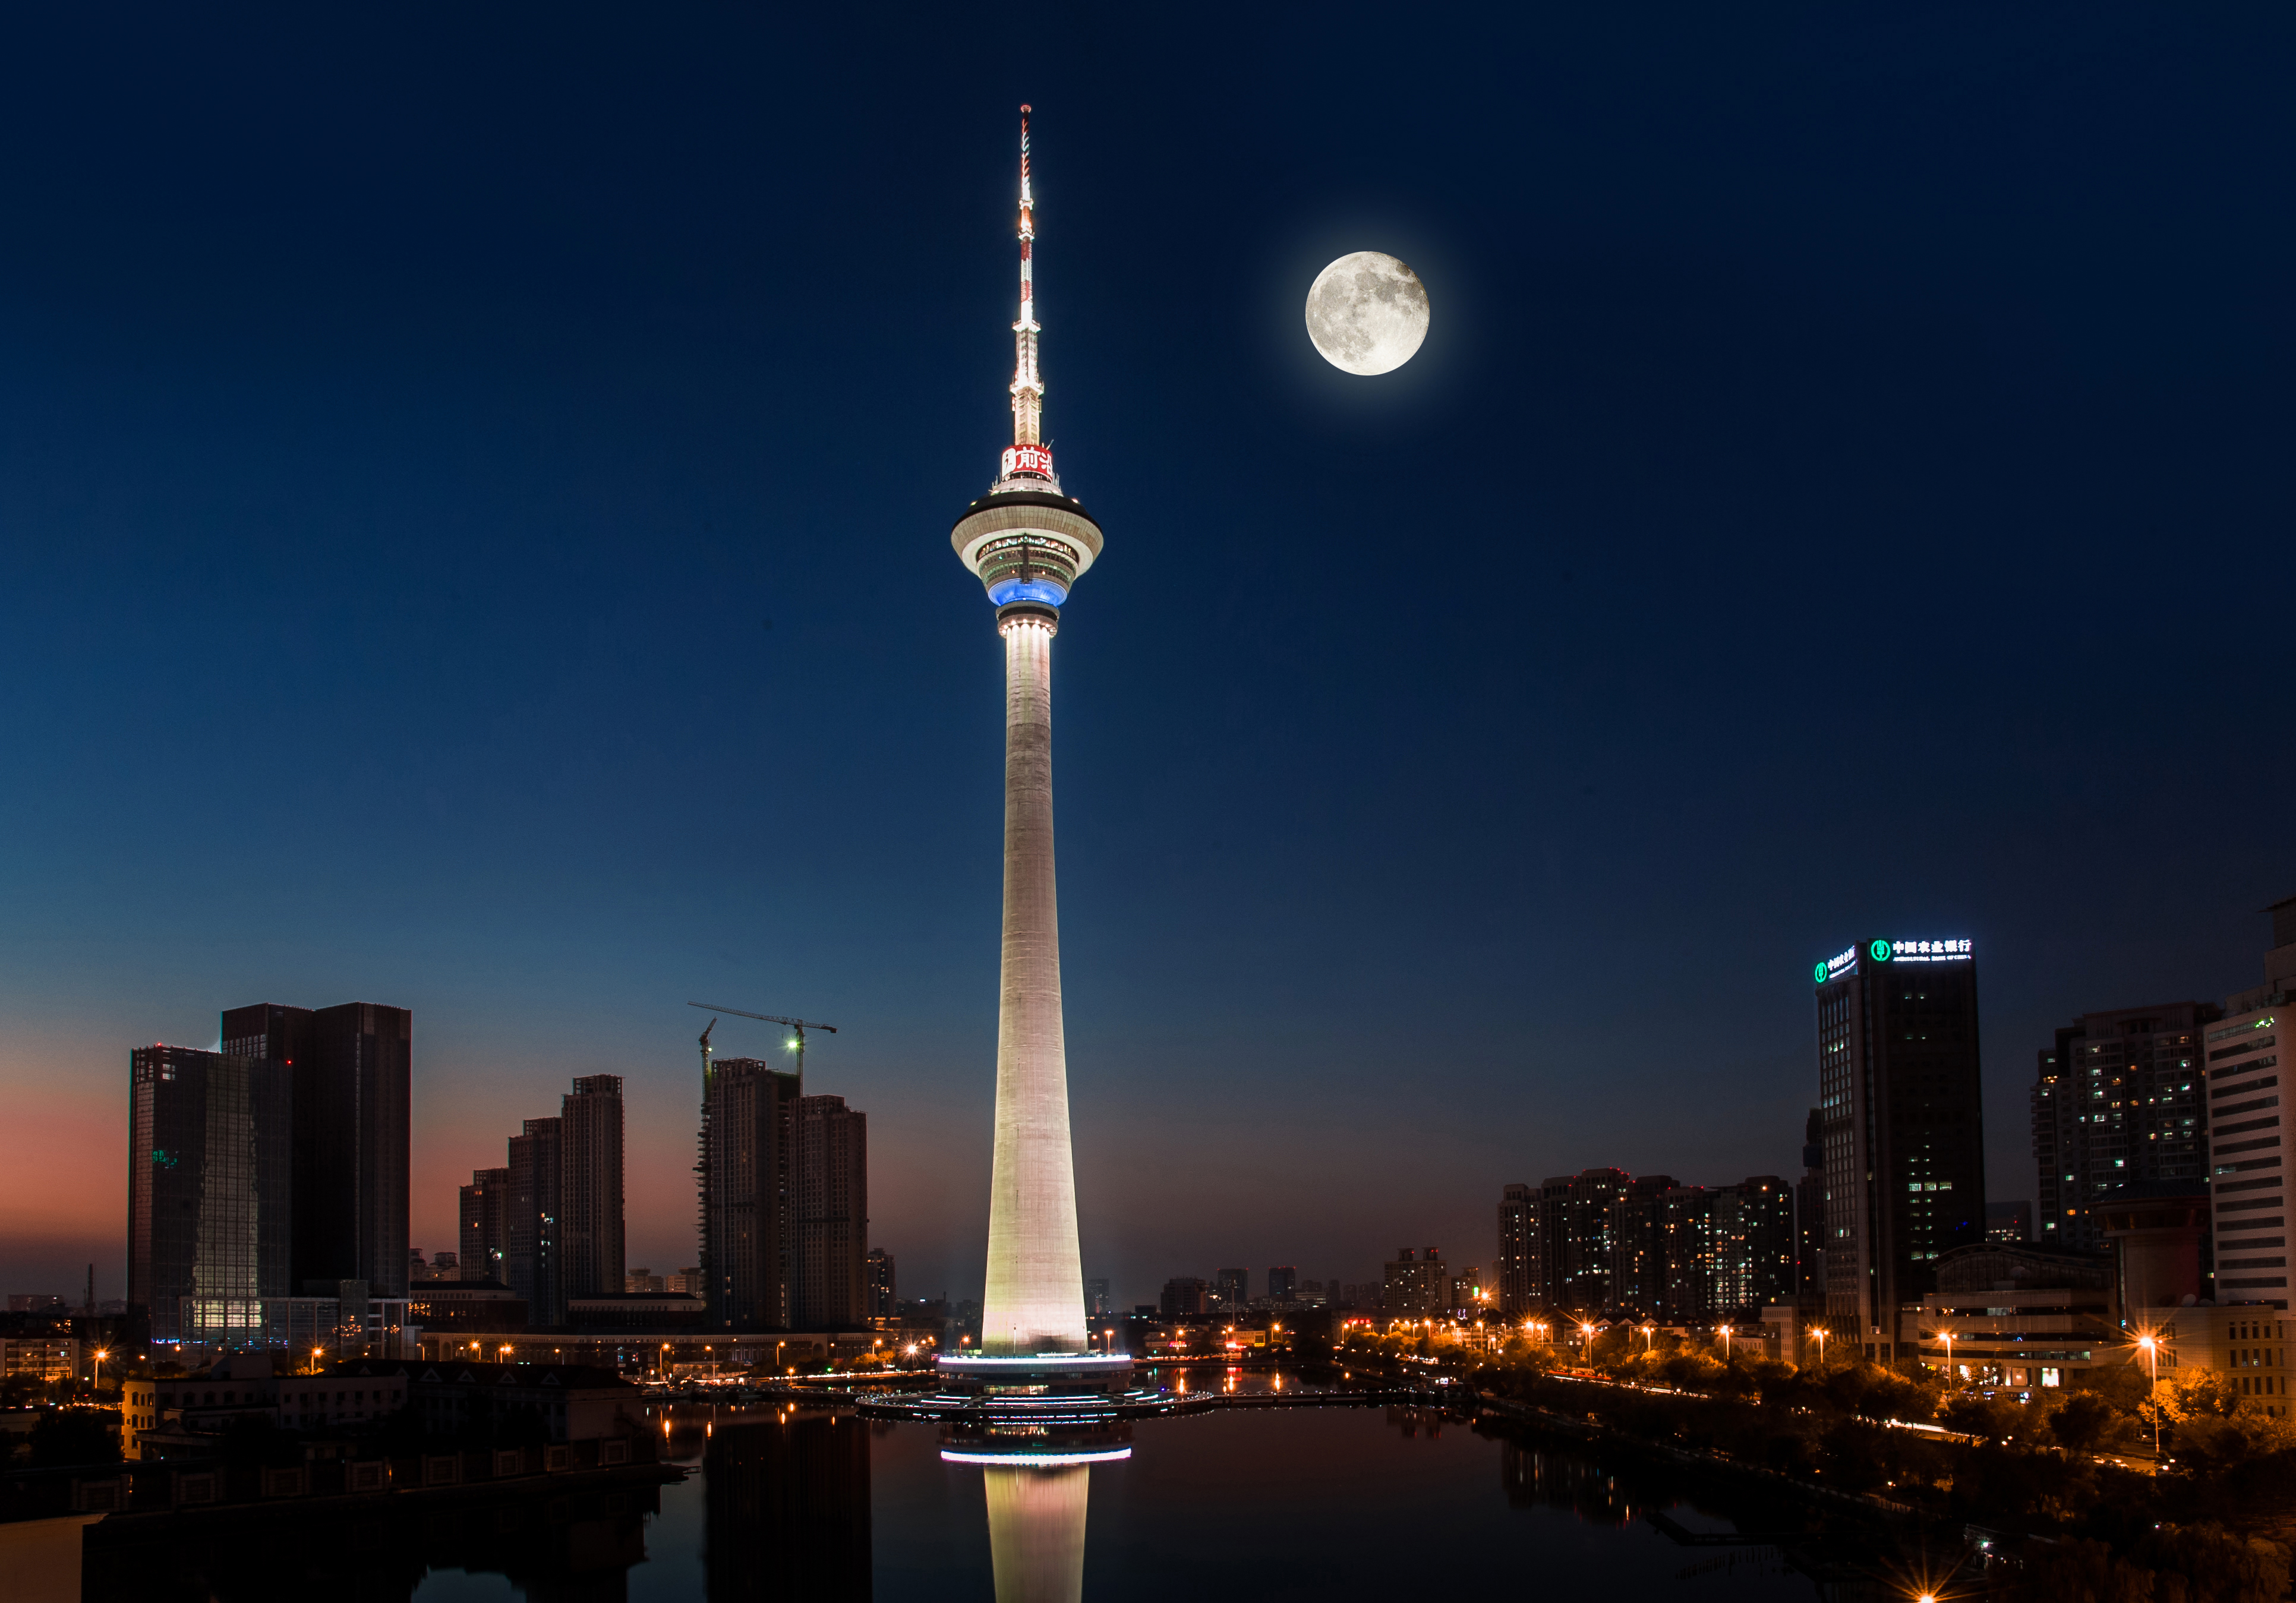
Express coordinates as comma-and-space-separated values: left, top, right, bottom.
1870, 939, 1893, 962
1814, 962, 1828, 984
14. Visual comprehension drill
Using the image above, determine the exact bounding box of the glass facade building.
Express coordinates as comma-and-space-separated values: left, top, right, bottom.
1813, 937, 1986, 1361
128, 1046, 292, 1343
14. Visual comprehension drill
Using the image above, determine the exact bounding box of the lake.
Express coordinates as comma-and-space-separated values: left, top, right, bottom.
389, 1395, 1818, 1602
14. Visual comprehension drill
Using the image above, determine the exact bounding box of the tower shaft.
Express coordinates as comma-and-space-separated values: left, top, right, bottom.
980, 610, 1086, 1354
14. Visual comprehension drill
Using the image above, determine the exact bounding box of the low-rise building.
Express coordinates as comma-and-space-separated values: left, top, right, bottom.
406, 1280, 526, 1334
408, 1361, 642, 1443
1906, 1242, 2127, 1389
0, 1334, 78, 1384
564, 1292, 707, 1332
2143, 1305, 2292, 1417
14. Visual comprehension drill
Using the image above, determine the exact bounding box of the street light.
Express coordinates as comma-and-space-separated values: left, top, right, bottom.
1811, 1327, 1829, 1369
2137, 1333, 2161, 1457
92, 1349, 109, 1392
1719, 1325, 1732, 1361
1641, 1324, 1655, 1355
1938, 1329, 1955, 1381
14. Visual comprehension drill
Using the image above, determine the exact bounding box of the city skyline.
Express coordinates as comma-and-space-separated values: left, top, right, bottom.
5, 11, 2294, 1309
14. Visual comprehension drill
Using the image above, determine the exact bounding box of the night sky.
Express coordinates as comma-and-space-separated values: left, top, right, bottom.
2, 7, 2291, 1306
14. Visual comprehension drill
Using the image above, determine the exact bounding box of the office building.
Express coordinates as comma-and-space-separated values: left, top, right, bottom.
795, 1094, 869, 1329
1812, 936, 1986, 1360
222, 1001, 412, 1297
1794, 1107, 1825, 1296
1986, 1201, 2033, 1243
459, 1167, 510, 1285
868, 1250, 897, 1319
2030, 1001, 2213, 1252
1728, 1176, 1795, 1313
560, 1074, 625, 1301
2202, 897, 2296, 1312
702, 1057, 803, 1331
128, 1046, 292, 1342
627, 1268, 667, 1294
1611, 1174, 1677, 1315
507, 1117, 563, 1328
1215, 1267, 1249, 1311
1266, 1266, 1298, 1304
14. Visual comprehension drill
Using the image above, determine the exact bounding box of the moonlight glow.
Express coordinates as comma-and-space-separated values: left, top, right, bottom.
1304, 251, 1430, 375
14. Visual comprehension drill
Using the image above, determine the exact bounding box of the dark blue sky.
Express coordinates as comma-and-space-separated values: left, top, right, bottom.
2, 6, 2291, 1304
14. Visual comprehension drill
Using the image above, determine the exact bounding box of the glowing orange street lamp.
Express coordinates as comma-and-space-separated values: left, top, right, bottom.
2137, 1333, 2161, 1456
1719, 1325, 1732, 1361
1641, 1323, 1655, 1355
1811, 1327, 1829, 1368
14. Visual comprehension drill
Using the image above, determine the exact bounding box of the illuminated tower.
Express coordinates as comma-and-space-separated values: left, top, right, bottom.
951, 106, 1105, 1358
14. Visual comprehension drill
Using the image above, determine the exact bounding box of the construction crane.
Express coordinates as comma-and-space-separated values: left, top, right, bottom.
686, 1001, 838, 1081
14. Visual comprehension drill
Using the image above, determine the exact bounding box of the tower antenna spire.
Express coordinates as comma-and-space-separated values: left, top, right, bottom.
1005, 105, 1049, 476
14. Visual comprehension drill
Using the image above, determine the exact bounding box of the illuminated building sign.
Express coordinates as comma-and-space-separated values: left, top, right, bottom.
1000, 443, 1055, 479
1813, 938, 1972, 983
1877, 938, 1972, 963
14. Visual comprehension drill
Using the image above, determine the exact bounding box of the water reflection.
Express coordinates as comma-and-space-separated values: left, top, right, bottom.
982, 1464, 1091, 1603
705, 1408, 871, 1601
1499, 1436, 1642, 1525
84, 1477, 660, 1602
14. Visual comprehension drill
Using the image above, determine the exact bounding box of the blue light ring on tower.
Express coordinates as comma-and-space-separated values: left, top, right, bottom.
977, 532, 1077, 604
953, 494, 1103, 605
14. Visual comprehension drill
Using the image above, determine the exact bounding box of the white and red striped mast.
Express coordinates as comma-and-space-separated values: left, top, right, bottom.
1002, 105, 1052, 481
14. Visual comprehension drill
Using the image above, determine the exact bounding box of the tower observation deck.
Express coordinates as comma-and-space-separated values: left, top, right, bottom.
946, 108, 1118, 1372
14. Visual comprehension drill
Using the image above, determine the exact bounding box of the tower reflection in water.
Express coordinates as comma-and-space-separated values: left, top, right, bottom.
942, 1432, 1130, 1603
704, 1407, 872, 1601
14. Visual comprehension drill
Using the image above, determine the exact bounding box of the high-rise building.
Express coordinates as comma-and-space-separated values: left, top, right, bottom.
1380, 1248, 1447, 1317
1986, 1201, 2033, 1243
1541, 1169, 1628, 1314
2030, 1002, 2213, 1252
868, 1250, 897, 1319
2201, 897, 2296, 1312
1794, 1107, 1825, 1296
1660, 1186, 1723, 1321
128, 1046, 292, 1342
1266, 1266, 1298, 1304
702, 1057, 803, 1331
1083, 1276, 1109, 1317
1812, 936, 1986, 1361
795, 1095, 869, 1329
1610, 1174, 1677, 1315
950, 108, 1107, 1360
222, 1001, 412, 1296
1214, 1268, 1249, 1311
507, 1117, 563, 1327
1160, 1277, 1209, 1318
459, 1167, 510, 1284
1728, 1176, 1795, 1314
560, 1075, 625, 1301
1496, 1183, 1536, 1315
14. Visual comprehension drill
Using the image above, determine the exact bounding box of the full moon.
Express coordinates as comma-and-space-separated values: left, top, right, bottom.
1304, 251, 1430, 375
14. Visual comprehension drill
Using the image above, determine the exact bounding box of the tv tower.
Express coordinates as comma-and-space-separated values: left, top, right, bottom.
950, 106, 1106, 1358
